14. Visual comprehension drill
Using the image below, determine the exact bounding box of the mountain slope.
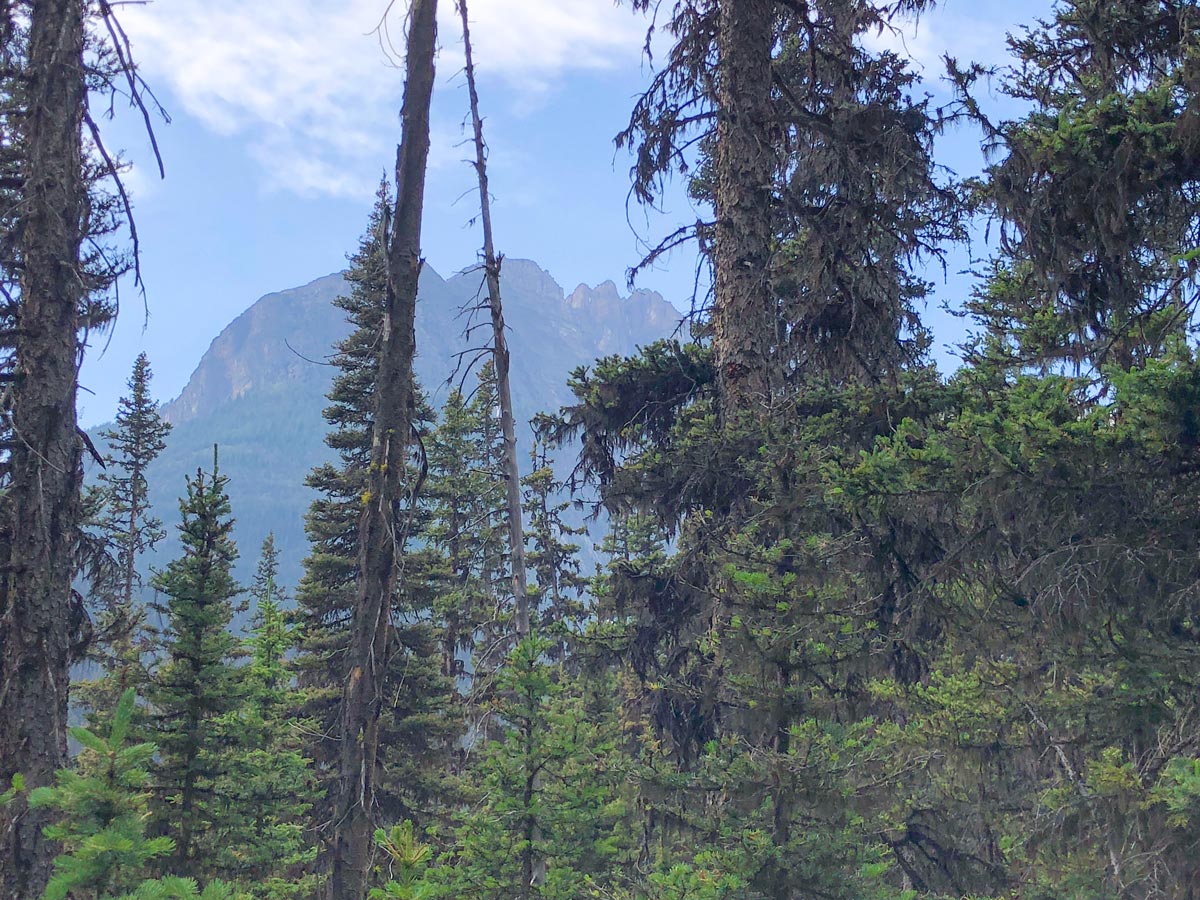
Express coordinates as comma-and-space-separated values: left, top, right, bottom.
129, 259, 678, 591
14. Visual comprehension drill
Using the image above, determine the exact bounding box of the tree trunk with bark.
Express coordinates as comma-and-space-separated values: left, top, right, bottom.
327, 0, 437, 896
457, 0, 530, 639
713, 0, 776, 414
0, 0, 87, 896
457, 8, 544, 894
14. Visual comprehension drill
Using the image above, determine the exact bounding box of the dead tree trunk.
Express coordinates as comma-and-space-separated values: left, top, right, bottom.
457, 0, 530, 639
456, 10, 544, 895
0, 0, 87, 896
713, 0, 776, 414
327, 0, 437, 897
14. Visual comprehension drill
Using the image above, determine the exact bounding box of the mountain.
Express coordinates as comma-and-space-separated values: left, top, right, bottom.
125, 259, 680, 593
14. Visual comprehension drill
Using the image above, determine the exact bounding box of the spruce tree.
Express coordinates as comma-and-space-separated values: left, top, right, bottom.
292, 186, 456, 876
247, 533, 289, 706
99, 353, 172, 612
79, 353, 172, 728
146, 448, 243, 877
210, 534, 318, 899
430, 636, 631, 900
425, 366, 508, 695
587, 2, 971, 893
954, 0, 1200, 374
0, 2, 92, 889
521, 428, 586, 660
28, 689, 236, 900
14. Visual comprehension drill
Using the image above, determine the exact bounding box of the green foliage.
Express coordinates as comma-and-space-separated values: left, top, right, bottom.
204, 535, 318, 898
523, 427, 587, 659
31, 6, 1200, 898
369, 822, 434, 900
426, 362, 510, 693
142, 492, 316, 896
0, 773, 23, 806
146, 449, 245, 876
110, 877, 237, 900
79, 352, 172, 733
955, 0, 1200, 373
1152, 757, 1200, 828
428, 636, 631, 900
552, 286, 1200, 896
246, 533, 291, 704
291, 182, 458, 866
28, 689, 235, 900
97, 353, 173, 603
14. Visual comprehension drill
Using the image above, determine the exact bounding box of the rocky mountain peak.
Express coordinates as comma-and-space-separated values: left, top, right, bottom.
118, 258, 680, 590
483, 258, 564, 303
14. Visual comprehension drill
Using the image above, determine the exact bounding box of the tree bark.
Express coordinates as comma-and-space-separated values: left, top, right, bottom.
0, 0, 87, 896
713, 0, 776, 413
328, 0, 437, 896
457, 0, 530, 639
458, 8, 543, 893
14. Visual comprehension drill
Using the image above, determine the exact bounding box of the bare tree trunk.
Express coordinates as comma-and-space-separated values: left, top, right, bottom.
328, 0, 437, 897
713, 0, 776, 414
457, 7, 542, 893
456, 0, 530, 639
0, 0, 87, 896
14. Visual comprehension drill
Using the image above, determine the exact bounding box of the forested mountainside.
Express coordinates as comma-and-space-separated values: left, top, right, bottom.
104, 260, 677, 589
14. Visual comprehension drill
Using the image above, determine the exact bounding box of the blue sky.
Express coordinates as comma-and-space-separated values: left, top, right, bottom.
79, 0, 1052, 427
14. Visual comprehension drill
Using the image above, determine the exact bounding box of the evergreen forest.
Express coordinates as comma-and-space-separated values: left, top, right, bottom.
4, 1, 1200, 899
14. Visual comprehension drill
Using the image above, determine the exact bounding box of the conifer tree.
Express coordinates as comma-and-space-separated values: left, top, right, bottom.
369, 822, 434, 900
28, 689, 236, 900
100, 352, 172, 611
210, 534, 318, 899
521, 428, 586, 659
0, 1, 91, 889
79, 353, 172, 728
0, 0, 166, 884
620, 0, 776, 409
146, 448, 243, 878
585, 2, 971, 893
620, 0, 958, 399
954, 0, 1200, 374
710, 0, 776, 409
330, 0, 439, 888
430, 637, 630, 900
247, 533, 289, 705
292, 186, 455, 878
426, 366, 508, 694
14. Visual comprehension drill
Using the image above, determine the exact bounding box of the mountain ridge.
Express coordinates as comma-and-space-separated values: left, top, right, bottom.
106, 258, 680, 593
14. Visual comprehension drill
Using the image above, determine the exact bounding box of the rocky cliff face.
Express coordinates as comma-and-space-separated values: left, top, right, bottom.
566, 280, 683, 355
120, 259, 679, 591
162, 273, 349, 426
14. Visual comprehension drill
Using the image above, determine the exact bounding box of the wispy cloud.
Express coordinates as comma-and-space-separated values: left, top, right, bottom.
861, 6, 1024, 91
121, 0, 644, 198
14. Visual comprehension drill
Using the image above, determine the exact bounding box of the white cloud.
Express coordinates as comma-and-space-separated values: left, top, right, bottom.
120, 0, 644, 198
861, 7, 1021, 92
861, 16, 942, 73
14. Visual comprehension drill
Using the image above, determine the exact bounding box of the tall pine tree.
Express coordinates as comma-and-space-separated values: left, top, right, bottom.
146, 447, 243, 878
292, 186, 456, 882
79, 352, 172, 727
522, 427, 586, 660
99, 352, 172, 613
425, 365, 509, 700
211, 534, 318, 899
